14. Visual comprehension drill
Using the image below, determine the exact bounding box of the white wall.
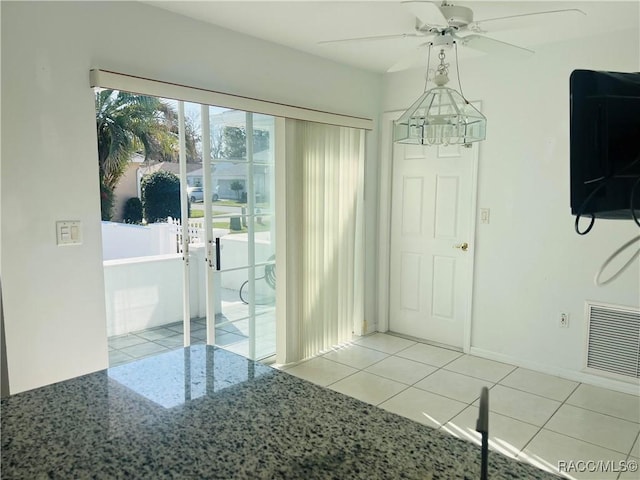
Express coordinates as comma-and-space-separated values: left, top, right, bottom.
104, 254, 187, 336
101, 222, 177, 260
103, 239, 275, 336
1, 1, 382, 393
382, 25, 640, 388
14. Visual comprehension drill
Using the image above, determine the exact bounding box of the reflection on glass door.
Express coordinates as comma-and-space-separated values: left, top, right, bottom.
205, 108, 276, 360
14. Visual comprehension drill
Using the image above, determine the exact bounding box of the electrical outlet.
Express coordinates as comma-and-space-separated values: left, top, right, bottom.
559, 313, 569, 328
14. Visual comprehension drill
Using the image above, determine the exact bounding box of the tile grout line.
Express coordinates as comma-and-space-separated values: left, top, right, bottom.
108, 318, 250, 365
363, 351, 473, 417
297, 337, 640, 465
323, 357, 371, 389
491, 375, 640, 427
323, 343, 519, 418
322, 345, 426, 401
561, 400, 640, 425
518, 381, 583, 458
429, 365, 540, 440
626, 430, 640, 461
370, 351, 640, 462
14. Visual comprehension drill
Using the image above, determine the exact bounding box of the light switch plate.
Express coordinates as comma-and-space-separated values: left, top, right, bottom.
56, 221, 82, 246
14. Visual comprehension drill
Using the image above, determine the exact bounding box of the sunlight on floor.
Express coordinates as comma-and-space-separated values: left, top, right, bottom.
281, 333, 640, 480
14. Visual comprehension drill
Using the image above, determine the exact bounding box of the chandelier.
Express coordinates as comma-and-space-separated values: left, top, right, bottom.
394, 44, 486, 146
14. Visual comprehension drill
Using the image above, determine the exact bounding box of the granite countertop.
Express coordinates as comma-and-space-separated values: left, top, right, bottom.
1, 345, 558, 479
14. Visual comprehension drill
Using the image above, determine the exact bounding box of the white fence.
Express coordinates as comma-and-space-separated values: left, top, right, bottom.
101, 222, 176, 260
102, 221, 274, 336
172, 217, 204, 249
103, 248, 206, 337
101, 219, 230, 260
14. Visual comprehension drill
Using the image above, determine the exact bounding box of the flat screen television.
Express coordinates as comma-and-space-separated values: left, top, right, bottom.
569, 69, 640, 228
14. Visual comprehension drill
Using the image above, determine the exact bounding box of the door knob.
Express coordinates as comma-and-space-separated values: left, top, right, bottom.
454, 242, 469, 252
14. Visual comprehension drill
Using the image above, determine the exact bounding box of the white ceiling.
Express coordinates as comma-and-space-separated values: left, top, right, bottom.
146, 1, 639, 73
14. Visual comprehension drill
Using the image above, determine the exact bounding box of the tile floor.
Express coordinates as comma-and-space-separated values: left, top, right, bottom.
109, 316, 273, 365
279, 333, 640, 480
109, 318, 215, 366
108, 288, 276, 366
109, 315, 277, 366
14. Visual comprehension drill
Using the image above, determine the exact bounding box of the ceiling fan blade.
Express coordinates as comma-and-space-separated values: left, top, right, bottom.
401, 1, 448, 27
470, 8, 586, 31
459, 34, 534, 56
318, 32, 421, 45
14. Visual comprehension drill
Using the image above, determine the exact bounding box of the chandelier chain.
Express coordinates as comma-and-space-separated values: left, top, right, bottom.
454, 42, 466, 100
437, 49, 449, 77
423, 43, 433, 92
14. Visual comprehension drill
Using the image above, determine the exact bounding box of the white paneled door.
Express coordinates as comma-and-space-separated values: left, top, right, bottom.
389, 143, 477, 348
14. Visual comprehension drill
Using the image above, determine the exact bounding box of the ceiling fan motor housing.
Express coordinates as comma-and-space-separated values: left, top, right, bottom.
439, 4, 474, 28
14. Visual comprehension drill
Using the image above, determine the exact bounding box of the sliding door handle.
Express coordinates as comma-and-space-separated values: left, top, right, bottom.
215, 237, 221, 271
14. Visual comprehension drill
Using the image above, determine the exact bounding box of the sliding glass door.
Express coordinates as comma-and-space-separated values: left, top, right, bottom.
99, 90, 193, 366
203, 108, 276, 360
101, 91, 276, 366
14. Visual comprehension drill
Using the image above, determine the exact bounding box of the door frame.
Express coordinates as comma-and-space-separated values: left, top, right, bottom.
377, 109, 480, 353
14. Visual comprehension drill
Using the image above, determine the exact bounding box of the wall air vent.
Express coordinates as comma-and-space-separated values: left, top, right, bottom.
585, 302, 640, 380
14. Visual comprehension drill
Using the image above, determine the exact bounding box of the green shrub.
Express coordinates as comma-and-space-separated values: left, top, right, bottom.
122, 197, 143, 224
100, 181, 115, 221
141, 171, 182, 223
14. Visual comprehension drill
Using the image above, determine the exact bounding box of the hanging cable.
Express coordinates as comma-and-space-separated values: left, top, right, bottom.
575, 152, 640, 235
594, 235, 640, 286
239, 255, 276, 305
423, 43, 433, 92
454, 41, 466, 100
631, 176, 640, 228
574, 181, 603, 235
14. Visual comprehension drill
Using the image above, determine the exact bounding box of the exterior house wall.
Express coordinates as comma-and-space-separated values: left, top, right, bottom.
111, 162, 142, 222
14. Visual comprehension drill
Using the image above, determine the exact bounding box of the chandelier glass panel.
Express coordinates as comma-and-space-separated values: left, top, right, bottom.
394, 45, 486, 146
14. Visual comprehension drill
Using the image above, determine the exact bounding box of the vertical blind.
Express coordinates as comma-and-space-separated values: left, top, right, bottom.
279, 120, 365, 363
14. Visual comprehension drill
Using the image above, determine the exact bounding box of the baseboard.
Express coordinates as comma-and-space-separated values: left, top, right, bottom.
469, 347, 639, 396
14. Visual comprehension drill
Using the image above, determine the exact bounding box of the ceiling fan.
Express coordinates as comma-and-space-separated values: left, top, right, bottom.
319, 1, 586, 71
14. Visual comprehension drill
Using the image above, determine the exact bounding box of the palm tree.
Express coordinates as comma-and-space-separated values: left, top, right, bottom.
95, 90, 176, 191
96, 91, 203, 220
